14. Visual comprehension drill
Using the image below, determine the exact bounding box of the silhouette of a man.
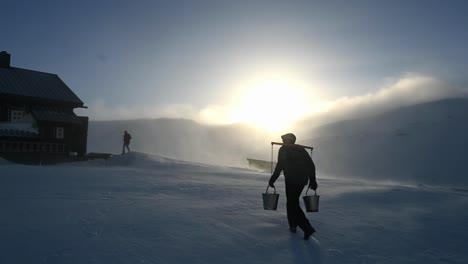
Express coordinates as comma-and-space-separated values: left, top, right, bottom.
268, 133, 317, 240
122, 130, 132, 154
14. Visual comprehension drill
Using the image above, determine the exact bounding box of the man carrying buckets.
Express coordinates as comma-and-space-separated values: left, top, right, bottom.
268, 133, 318, 240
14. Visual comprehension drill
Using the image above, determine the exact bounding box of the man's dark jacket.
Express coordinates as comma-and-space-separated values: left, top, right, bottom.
269, 145, 316, 186
124, 133, 132, 144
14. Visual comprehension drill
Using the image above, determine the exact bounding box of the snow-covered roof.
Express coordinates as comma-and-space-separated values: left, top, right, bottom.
0, 128, 38, 138
0, 114, 39, 138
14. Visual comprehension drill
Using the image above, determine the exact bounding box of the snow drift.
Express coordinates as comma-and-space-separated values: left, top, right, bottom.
1, 152, 467, 263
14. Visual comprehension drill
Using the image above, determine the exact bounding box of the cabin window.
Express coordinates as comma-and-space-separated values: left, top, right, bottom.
55, 127, 64, 139
10, 110, 25, 121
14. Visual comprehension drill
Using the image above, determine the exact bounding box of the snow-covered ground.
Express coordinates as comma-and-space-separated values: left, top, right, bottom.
1, 152, 467, 263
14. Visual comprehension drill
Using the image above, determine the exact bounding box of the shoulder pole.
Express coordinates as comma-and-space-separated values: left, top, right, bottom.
271, 142, 314, 151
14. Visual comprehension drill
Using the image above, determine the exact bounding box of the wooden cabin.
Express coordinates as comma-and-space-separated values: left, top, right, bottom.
0, 51, 88, 163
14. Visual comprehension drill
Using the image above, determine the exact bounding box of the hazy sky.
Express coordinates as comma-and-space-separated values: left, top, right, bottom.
2, 0, 468, 129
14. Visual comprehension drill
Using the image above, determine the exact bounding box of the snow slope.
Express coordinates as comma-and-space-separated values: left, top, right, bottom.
87, 118, 272, 167
1, 152, 467, 263
86, 98, 468, 188
304, 98, 468, 187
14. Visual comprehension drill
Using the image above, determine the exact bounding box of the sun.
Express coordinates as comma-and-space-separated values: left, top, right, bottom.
229, 78, 310, 132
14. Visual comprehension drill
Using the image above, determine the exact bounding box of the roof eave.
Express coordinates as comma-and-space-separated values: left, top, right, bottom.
0, 93, 84, 108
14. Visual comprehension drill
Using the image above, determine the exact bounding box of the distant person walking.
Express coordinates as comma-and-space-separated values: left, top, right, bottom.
122, 130, 132, 154
268, 133, 317, 240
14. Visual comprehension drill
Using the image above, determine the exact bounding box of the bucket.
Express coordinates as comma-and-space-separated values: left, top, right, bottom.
262, 186, 279, 210
303, 188, 320, 212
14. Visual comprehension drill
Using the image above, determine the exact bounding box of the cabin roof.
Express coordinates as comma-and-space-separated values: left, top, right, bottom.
0, 67, 84, 106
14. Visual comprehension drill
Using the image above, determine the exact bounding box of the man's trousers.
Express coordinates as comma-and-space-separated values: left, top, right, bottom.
285, 184, 314, 233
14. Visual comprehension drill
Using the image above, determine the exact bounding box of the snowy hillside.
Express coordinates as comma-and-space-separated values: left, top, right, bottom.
87, 118, 272, 167
304, 98, 468, 187
1, 152, 467, 263
86, 98, 468, 188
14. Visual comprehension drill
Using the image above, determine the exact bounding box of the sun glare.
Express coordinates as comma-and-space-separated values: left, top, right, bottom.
229, 78, 310, 132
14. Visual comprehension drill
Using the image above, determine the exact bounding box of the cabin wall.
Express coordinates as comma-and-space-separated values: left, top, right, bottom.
0, 104, 6, 121
0, 99, 89, 159
0, 101, 25, 122
73, 116, 88, 156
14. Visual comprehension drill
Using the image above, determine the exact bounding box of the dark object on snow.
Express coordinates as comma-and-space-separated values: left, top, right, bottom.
122, 130, 132, 154
262, 186, 279, 210
87, 152, 113, 160
285, 184, 315, 236
303, 189, 320, 213
268, 133, 317, 237
0, 51, 88, 163
269, 134, 316, 186
304, 227, 316, 240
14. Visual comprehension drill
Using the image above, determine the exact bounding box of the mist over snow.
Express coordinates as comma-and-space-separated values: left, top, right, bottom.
280, 75, 468, 187
87, 97, 468, 188
87, 118, 274, 168
85, 74, 468, 188
301, 97, 468, 187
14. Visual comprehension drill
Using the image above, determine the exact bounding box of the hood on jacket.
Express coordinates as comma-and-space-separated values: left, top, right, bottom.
281, 133, 296, 144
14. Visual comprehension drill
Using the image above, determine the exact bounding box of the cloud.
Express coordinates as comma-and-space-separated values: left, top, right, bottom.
76, 74, 467, 129
74, 99, 233, 124
298, 74, 467, 126
198, 105, 233, 125
75, 99, 194, 121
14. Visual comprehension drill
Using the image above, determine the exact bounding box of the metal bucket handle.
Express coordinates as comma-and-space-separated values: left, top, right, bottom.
265, 185, 276, 194
305, 187, 317, 196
